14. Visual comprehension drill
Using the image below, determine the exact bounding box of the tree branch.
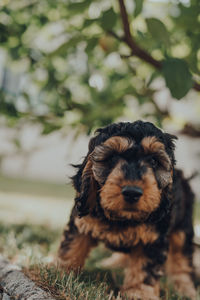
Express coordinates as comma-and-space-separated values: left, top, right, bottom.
193, 81, 200, 91
180, 123, 200, 137
117, 0, 200, 92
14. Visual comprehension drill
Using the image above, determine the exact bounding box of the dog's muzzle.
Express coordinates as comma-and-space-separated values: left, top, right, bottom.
122, 185, 143, 203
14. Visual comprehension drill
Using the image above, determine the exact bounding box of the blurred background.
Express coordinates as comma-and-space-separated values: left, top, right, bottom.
0, 0, 200, 255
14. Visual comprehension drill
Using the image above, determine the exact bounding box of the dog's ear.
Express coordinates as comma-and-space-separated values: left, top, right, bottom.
164, 132, 178, 166
154, 133, 177, 188
75, 158, 98, 216
72, 136, 99, 217
164, 133, 177, 151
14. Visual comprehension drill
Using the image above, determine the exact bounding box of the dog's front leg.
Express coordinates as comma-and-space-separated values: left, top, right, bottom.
166, 231, 196, 300
57, 216, 97, 272
122, 240, 167, 300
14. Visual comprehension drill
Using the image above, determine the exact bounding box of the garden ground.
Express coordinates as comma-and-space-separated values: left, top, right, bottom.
0, 175, 200, 300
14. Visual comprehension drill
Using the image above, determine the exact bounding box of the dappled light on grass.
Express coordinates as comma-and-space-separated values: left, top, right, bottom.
0, 222, 60, 267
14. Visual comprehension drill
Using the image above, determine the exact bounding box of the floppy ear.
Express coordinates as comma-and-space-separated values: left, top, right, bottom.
154, 133, 177, 188
164, 133, 178, 166
75, 158, 98, 217
164, 133, 177, 150
72, 136, 99, 217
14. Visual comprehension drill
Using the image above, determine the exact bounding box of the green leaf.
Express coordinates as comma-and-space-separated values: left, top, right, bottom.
162, 58, 193, 99
146, 18, 170, 47
83, 18, 99, 28
42, 123, 61, 135
68, 1, 91, 12
85, 37, 99, 54
146, 71, 159, 87
134, 0, 144, 17
48, 35, 83, 56
100, 8, 117, 30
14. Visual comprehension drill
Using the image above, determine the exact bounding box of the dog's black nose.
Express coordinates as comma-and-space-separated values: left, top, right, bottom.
122, 186, 143, 203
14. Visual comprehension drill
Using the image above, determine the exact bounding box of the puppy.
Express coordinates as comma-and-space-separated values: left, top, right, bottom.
58, 121, 196, 300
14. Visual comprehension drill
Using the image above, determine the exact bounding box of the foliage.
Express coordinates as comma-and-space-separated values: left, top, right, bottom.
0, 0, 200, 134
163, 58, 193, 99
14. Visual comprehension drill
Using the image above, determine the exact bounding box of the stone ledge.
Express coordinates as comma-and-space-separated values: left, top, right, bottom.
0, 255, 55, 300
1, 292, 11, 300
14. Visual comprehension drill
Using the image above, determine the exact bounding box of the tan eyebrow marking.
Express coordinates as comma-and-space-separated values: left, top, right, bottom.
90, 136, 134, 163
141, 136, 165, 153
104, 136, 134, 153
90, 136, 134, 184
141, 136, 171, 170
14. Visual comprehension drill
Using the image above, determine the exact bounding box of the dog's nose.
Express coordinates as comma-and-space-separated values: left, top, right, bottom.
122, 186, 143, 203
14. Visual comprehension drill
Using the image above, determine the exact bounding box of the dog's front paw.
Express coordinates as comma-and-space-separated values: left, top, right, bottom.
121, 284, 160, 300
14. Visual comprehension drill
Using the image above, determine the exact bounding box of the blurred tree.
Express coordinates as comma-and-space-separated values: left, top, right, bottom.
0, 0, 200, 134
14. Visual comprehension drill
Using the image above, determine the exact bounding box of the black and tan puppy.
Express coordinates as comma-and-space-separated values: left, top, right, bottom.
58, 121, 196, 300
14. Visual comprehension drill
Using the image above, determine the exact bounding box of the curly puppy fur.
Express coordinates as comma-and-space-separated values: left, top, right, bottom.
58, 121, 196, 300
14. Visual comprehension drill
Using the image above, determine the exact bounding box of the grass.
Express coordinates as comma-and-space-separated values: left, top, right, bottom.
0, 222, 117, 300
0, 221, 200, 300
0, 174, 74, 199
0, 175, 200, 299
0, 175, 74, 227
25, 264, 117, 300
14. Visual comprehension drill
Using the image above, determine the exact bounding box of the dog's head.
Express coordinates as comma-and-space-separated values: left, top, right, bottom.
72, 121, 177, 222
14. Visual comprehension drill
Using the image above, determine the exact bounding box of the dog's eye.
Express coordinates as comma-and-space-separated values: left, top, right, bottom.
94, 154, 119, 167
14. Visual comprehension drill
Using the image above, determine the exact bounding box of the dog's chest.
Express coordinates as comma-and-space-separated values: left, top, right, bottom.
75, 216, 158, 250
